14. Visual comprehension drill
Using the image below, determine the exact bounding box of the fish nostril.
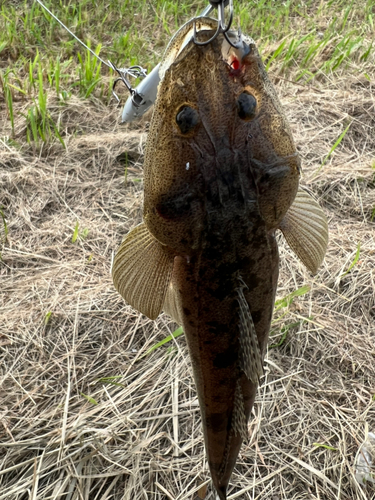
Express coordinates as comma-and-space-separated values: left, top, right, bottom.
176, 106, 200, 134
237, 92, 257, 121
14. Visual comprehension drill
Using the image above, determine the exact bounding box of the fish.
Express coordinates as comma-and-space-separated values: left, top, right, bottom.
112, 19, 328, 500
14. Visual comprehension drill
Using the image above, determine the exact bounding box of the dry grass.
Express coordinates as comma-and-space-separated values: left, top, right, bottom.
1, 56, 375, 500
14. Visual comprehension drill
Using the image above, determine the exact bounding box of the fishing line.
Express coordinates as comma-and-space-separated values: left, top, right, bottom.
35, 0, 110, 68
34, 0, 147, 104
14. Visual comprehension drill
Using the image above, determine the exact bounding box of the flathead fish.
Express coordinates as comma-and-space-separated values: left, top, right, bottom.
113, 19, 328, 499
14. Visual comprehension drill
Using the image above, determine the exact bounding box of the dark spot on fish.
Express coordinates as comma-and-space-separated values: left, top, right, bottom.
239, 233, 251, 248
260, 164, 291, 185
251, 310, 263, 325
206, 320, 221, 331
214, 349, 237, 369
176, 106, 200, 134
221, 171, 235, 188
156, 190, 194, 220
237, 92, 257, 121
205, 412, 228, 432
206, 284, 230, 301
247, 273, 260, 290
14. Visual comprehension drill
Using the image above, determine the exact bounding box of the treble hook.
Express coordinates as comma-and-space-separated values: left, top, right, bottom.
193, 0, 237, 48
108, 61, 147, 106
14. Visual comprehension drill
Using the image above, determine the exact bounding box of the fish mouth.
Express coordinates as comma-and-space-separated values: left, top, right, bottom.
221, 31, 252, 65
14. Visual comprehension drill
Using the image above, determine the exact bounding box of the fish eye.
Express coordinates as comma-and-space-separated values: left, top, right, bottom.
176, 106, 200, 134
237, 92, 257, 121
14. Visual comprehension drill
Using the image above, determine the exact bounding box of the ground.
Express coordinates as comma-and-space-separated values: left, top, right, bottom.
0, 1, 375, 499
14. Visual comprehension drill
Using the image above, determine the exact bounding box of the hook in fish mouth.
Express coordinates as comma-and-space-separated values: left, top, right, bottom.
192, 0, 241, 49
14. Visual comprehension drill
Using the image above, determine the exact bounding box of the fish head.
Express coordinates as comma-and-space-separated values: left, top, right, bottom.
143, 26, 300, 255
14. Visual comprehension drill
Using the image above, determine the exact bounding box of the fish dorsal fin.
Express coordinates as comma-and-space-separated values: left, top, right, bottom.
279, 188, 328, 274
112, 223, 174, 320
237, 279, 263, 383
232, 380, 248, 441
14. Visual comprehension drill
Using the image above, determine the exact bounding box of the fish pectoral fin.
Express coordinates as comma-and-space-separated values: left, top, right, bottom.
112, 222, 174, 320
279, 188, 328, 274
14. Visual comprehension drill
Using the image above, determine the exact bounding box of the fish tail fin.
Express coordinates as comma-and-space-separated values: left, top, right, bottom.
216, 486, 227, 500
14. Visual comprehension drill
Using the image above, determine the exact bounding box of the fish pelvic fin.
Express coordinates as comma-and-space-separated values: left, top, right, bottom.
163, 279, 183, 326
112, 222, 174, 320
279, 187, 328, 274
237, 279, 264, 383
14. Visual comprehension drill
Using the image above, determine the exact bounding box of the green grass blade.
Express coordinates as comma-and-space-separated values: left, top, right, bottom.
341, 241, 361, 277
72, 221, 79, 243
44, 311, 52, 325
96, 376, 124, 387
313, 443, 338, 451
321, 123, 351, 168
142, 326, 184, 357
29, 107, 39, 143
85, 78, 101, 98
274, 285, 310, 311
266, 39, 287, 70
80, 393, 98, 405
269, 321, 302, 348
50, 119, 65, 148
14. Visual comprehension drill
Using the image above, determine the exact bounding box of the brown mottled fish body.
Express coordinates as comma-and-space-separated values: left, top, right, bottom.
171, 231, 278, 498
144, 32, 299, 498
113, 23, 328, 500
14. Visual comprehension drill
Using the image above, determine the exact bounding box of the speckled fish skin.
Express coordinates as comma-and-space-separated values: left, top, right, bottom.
142, 31, 300, 498
169, 239, 278, 498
